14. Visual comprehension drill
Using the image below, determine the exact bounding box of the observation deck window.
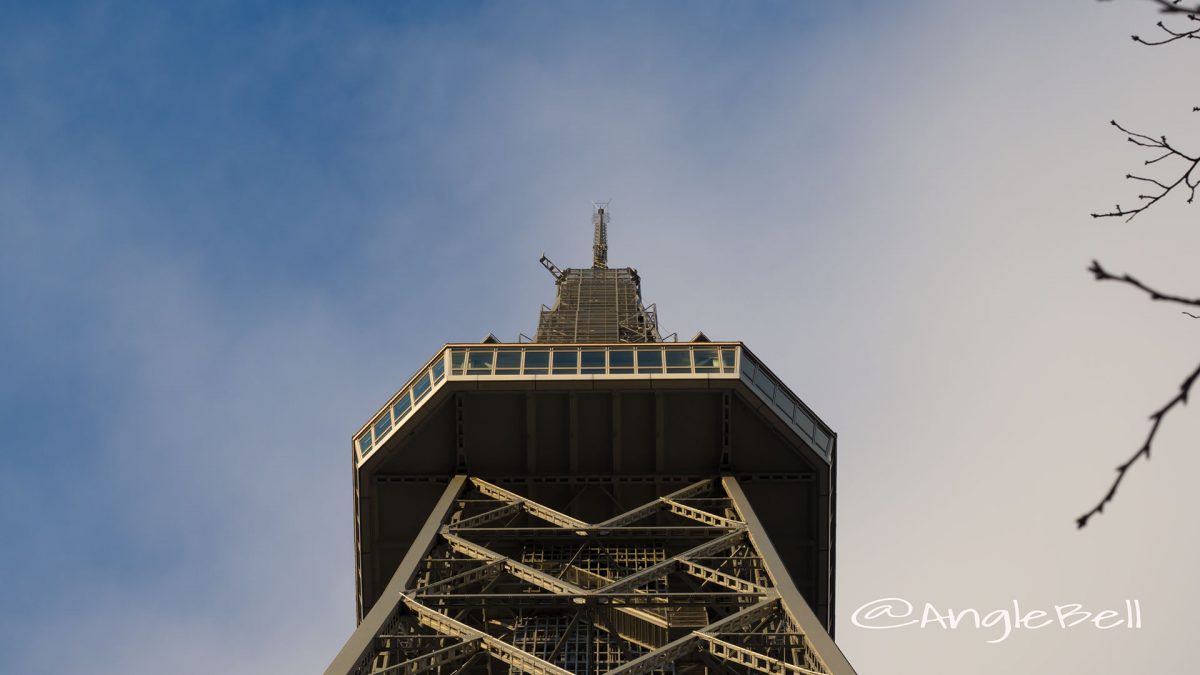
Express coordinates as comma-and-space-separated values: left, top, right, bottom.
794, 408, 815, 435
495, 349, 522, 374
609, 349, 634, 374
580, 350, 606, 374
636, 348, 663, 374
552, 349, 578, 375
694, 348, 720, 373
392, 391, 412, 421
412, 371, 432, 401
665, 348, 692, 374
466, 349, 494, 375
523, 350, 549, 374
373, 414, 391, 441
721, 348, 736, 372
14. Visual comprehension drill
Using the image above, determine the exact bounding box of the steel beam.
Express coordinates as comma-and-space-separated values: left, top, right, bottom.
663, 498, 742, 529
445, 525, 734, 539
412, 592, 762, 608
594, 479, 714, 528
469, 478, 587, 529
374, 639, 481, 675
722, 476, 857, 675
601, 530, 747, 594
326, 476, 468, 675
699, 634, 824, 675
405, 597, 574, 675
677, 559, 769, 594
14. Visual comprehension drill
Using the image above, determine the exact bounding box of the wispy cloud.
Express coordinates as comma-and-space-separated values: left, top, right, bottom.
3, 1, 1199, 673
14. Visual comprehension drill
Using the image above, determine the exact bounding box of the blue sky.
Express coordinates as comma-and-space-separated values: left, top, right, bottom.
3, 1, 1200, 672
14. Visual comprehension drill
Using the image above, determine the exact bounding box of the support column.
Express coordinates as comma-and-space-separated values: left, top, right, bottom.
325, 475, 468, 675
722, 476, 857, 675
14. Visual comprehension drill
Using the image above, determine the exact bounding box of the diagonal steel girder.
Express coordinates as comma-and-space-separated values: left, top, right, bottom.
469, 478, 587, 529
698, 634, 826, 675
411, 559, 505, 596
439, 531, 674, 632
602, 598, 784, 675
403, 596, 573, 675
599, 529, 750, 594
469, 476, 740, 531
373, 638, 482, 675
593, 479, 721, 528
722, 476, 858, 675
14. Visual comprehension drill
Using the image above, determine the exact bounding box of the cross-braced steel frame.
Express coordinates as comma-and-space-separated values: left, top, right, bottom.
328, 476, 853, 675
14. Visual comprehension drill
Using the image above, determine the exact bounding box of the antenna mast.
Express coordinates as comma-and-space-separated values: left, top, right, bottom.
592, 203, 609, 269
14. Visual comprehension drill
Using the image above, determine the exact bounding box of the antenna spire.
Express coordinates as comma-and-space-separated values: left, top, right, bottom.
592, 203, 609, 269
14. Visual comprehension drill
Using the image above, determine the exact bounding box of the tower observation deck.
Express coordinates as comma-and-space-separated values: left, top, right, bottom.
327, 207, 856, 675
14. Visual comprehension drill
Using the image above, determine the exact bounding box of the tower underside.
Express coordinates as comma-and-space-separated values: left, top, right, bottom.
331, 475, 849, 675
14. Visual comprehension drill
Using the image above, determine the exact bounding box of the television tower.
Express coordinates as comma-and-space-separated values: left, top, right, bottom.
326, 207, 856, 674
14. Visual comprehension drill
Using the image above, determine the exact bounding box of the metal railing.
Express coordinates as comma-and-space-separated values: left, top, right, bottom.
354, 342, 834, 465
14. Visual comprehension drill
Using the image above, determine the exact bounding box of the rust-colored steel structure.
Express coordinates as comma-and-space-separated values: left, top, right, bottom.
327, 208, 856, 675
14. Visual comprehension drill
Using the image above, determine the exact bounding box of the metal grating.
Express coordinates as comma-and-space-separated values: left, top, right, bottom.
535, 267, 660, 343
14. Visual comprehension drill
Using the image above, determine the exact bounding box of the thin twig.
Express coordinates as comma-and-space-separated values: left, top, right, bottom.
1102, 0, 1200, 15
1089, 260, 1200, 307
1077, 359, 1200, 527
1147, 0, 1200, 14
1091, 121, 1200, 221
1184, 311, 1200, 318
1131, 14, 1200, 45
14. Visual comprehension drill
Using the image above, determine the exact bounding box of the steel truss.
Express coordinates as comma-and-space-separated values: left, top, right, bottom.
328, 477, 853, 675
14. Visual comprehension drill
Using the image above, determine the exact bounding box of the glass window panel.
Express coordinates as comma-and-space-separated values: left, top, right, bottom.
772, 386, 792, 417
609, 349, 633, 374
694, 348, 720, 373
495, 349, 522, 373
523, 349, 549, 374
794, 408, 815, 435
357, 433, 373, 454
722, 348, 736, 373
581, 350, 605, 374
412, 372, 432, 400
741, 357, 757, 382
666, 348, 692, 373
637, 348, 663, 373
451, 348, 466, 375
753, 368, 775, 397
373, 414, 392, 440
431, 359, 446, 383
552, 349, 578, 374
815, 427, 831, 451
392, 392, 412, 420
466, 349, 494, 375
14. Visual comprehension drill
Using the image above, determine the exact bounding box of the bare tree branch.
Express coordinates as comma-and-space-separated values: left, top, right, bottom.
1091, 121, 1200, 220
1102, 0, 1200, 15
1132, 15, 1200, 45
1082, 0, 1200, 529
1089, 260, 1200, 307
1146, 0, 1200, 14
1078, 262, 1200, 527
1077, 359, 1200, 527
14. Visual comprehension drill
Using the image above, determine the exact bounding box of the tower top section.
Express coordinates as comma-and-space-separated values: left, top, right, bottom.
592, 203, 608, 269
535, 207, 660, 343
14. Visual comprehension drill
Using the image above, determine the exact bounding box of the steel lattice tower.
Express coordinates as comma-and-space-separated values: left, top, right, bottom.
327, 208, 857, 675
